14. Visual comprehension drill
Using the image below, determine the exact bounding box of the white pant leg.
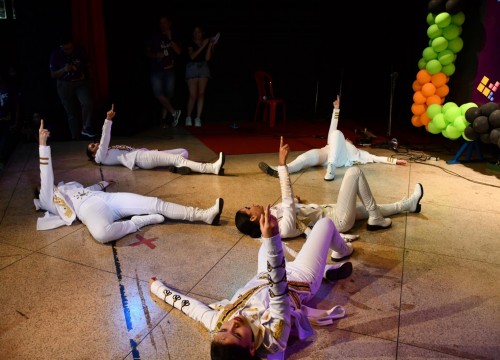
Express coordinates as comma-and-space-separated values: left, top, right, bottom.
135, 151, 208, 173
77, 194, 139, 243
286, 217, 337, 298
287, 148, 328, 173
326, 130, 349, 167
162, 148, 189, 158
332, 166, 378, 232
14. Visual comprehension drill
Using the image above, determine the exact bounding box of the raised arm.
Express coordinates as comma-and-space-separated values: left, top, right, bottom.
94, 104, 115, 164
37, 120, 56, 212
328, 95, 341, 134
276, 136, 301, 238
258, 204, 291, 354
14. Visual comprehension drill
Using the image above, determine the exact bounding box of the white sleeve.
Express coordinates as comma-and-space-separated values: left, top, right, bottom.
277, 166, 301, 238
38, 145, 57, 214
150, 279, 219, 331
94, 119, 112, 164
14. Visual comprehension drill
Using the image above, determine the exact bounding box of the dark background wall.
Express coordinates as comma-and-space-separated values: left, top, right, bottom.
1, 0, 486, 138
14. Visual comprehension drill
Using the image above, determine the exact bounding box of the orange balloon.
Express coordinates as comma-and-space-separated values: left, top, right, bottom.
435, 84, 450, 97
431, 72, 448, 87
421, 82, 436, 97
413, 91, 426, 104
416, 69, 432, 85
412, 80, 422, 92
411, 103, 426, 115
420, 111, 431, 126
411, 115, 424, 127
426, 94, 442, 105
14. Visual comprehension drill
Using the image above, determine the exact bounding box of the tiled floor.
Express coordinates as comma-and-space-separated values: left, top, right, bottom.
1, 125, 499, 360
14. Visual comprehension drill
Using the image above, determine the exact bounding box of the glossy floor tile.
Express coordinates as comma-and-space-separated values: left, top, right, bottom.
0, 125, 499, 360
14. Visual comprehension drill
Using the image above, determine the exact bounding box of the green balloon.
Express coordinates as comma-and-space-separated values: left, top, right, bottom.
442, 63, 456, 76
426, 59, 442, 75
432, 36, 449, 52
427, 103, 442, 118
448, 37, 464, 53
438, 49, 455, 65
418, 58, 427, 69
428, 120, 442, 134
460, 102, 478, 116
451, 11, 465, 26
444, 107, 461, 123
453, 116, 467, 131
427, 24, 443, 39
427, 12, 436, 25
423, 47, 438, 61
433, 113, 446, 129
443, 24, 461, 40
446, 124, 462, 140
435, 12, 452, 28
442, 102, 458, 113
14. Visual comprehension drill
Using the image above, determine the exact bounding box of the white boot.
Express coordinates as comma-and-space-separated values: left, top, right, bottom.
324, 262, 353, 281
211, 152, 225, 175
193, 198, 224, 225
185, 116, 192, 126
131, 214, 164, 230
324, 162, 335, 181
400, 183, 424, 213
331, 242, 354, 262
194, 117, 202, 127
367, 206, 392, 231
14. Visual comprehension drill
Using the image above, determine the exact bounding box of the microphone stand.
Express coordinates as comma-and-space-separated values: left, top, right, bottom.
387, 71, 398, 137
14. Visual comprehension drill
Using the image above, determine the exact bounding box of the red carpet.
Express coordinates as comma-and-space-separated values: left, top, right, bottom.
185, 118, 460, 156
185, 120, 353, 155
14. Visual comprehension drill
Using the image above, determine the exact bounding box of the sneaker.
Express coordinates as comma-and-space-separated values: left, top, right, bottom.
185, 116, 192, 126
331, 242, 354, 262
324, 162, 335, 181
258, 162, 279, 178
213, 152, 225, 175
171, 110, 181, 127
194, 117, 201, 127
167, 166, 191, 175
324, 262, 353, 282
131, 214, 165, 230
81, 129, 96, 138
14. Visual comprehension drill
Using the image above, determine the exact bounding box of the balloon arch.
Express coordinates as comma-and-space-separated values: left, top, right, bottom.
410, 0, 500, 150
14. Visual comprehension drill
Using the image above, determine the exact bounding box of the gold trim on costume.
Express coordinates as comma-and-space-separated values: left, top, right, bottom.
53, 194, 73, 218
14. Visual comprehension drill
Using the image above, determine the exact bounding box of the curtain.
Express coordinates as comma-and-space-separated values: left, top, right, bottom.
71, 0, 109, 109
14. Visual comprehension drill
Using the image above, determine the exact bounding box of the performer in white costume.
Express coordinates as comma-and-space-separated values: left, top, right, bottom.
35, 120, 224, 244
150, 206, 352, 360
86, 105, 225, 175
237, 137, 423, 261
258, 95, 407, 181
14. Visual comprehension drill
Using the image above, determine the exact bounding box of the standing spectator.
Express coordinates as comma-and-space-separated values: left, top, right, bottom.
145, 14, 182, 129
49, 37, 95, 140
184, 25, 217, 128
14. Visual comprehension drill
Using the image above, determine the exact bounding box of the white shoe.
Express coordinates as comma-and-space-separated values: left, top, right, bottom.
324, 262, 353, 281
194, 117, 202, 127
331, 242, 354, 262
204, 198, 224, 225
171, 110, 181, 127
401, 183, 424, 213
212, 152, 225, 175
367, 216, 392, 231
324, 163, 335, 181
131, 214, 164, 230
185, 116, 192, 126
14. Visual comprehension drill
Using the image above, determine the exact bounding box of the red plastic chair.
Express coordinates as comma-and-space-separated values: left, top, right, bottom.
254, 70, 286, 128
